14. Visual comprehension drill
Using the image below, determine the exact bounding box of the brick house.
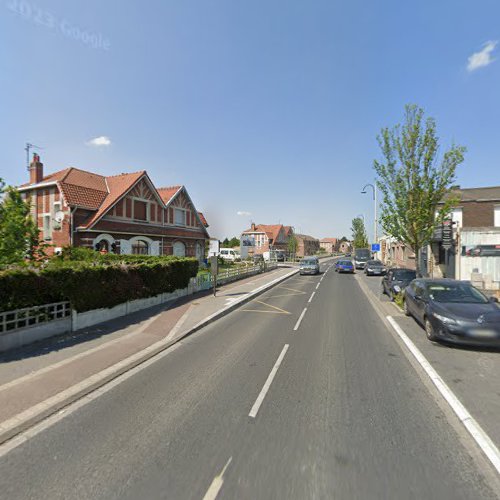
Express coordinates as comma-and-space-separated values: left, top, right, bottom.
379, 235, 416, 270
428, 185, 500, 287
18, 154, 209, 259
320, 238, 337, 253
241, 223, 292, 255
295, 234, 320, 257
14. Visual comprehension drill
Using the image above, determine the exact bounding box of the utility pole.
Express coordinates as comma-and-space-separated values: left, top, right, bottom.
361, 183, 377, 244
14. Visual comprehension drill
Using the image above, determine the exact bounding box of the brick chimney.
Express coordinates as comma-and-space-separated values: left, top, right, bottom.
29, 153, 43, 184
251, 222, 256, 231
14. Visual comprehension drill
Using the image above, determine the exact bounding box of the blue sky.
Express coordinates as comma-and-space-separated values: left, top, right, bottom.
1, 0, 499, 242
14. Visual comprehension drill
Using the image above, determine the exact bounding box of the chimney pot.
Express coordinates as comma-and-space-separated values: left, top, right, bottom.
29, 153, 44, 184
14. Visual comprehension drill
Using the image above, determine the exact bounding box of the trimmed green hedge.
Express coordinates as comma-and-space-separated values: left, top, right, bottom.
0, 257, 198, 313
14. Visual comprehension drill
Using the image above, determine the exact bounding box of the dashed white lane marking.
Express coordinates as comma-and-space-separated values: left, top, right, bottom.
386, 316, 500, 475
249, 344, 289, 418
308, 292, 316, 303
202, 456, 233, 500
315, 283, 320, 290
293, 308, 308, 331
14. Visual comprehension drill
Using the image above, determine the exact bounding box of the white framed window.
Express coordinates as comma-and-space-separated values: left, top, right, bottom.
174, 208, 186, 226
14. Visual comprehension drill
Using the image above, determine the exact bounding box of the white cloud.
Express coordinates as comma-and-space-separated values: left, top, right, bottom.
86, 135, 112, 147
237, 211, 252, 216
467, 41, 498, 72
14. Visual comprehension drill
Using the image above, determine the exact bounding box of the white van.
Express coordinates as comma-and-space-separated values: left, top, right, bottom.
219, 248, 241, 261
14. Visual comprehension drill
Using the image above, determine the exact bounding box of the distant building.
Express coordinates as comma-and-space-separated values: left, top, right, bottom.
241, 223, 293, 255
295, 234, 320, 257
320, 238, 337, 253
18, 154, 209, 259
338, 241, 351, 253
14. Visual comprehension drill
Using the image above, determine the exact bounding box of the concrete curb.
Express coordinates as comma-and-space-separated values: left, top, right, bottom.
0, 267, 299, 446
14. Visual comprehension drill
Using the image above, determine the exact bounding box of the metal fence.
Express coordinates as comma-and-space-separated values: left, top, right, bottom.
192, 262, 278, 290
0, 301, 71, 334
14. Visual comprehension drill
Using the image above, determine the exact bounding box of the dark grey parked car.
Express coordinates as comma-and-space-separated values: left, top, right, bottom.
382, 268, 416, 300
364, 260, 386, 276
403, 278, 500, 347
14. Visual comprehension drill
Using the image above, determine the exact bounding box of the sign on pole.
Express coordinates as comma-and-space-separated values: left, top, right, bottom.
208, 239, 220, 257
209, 255, 218, 296
371, 243, 380, 252
442, 220, 453, 249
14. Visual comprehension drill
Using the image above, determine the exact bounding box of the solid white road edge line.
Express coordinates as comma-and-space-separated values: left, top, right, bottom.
293, 308, 308, 331
386, 316, 500, 475
308, 292, 316, 303
249, 344, 289, 418
202, 456, 232, 500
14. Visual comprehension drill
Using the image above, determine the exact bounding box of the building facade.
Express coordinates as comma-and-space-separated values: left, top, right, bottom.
19, 154, 209, 259
295, 234, 320, 257
429, 185, 500, 291
320, 238, 337, 254
241, 223, 293, 255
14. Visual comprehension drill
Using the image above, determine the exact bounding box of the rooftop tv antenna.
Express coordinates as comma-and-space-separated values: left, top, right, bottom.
25, 142, 44, 171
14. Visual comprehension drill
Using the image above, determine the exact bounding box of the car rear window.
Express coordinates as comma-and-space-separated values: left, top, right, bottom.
393, 270, 416, 280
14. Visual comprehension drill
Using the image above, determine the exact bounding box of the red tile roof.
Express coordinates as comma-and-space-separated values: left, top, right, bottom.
243, 224, 284, 242
198, 212, 208, 227
21, 166, 208, 232
320, 238, 338, 243
157, 185, 182, 204
82, 171, 146, 228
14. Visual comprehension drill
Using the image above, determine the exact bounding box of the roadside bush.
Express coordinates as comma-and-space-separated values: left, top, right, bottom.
393, 292, 404, 310
0, 257, 198, 313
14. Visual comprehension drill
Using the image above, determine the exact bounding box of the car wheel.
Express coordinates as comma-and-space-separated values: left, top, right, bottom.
424, 317, 438, 341
403, 299, 410, 317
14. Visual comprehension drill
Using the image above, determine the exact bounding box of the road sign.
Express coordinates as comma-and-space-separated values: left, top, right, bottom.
371, 243, 380, 252
208, 239, 220, 257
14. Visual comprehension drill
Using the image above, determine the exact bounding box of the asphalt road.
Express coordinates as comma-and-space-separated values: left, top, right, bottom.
0, 260, 499, 499
360, 269, 500, 448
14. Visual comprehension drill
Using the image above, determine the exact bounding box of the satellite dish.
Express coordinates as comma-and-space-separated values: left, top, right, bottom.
54, 211, 64, 223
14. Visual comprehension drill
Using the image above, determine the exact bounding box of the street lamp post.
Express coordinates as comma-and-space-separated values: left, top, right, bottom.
361, 184, 377, 247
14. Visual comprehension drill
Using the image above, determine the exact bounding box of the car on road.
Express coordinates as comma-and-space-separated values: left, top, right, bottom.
335, 259, 355, 273
299, 257, 320, 275
364, 260, 386, 276
382, 268, 417, 300
403, 278, 500, 347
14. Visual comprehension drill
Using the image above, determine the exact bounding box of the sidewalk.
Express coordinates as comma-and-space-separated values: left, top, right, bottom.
0, 265, 298, 444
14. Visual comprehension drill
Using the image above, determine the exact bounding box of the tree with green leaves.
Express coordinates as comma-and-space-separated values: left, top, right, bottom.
0, 181, 43, 265
373, 104, 466, 276
287, 234, 298, 257
351, 217, 368, 249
